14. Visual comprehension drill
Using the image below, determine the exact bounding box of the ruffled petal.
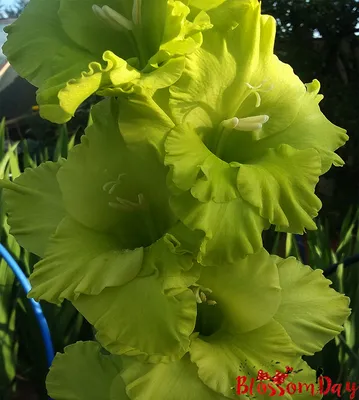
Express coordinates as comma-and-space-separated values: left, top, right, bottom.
74, 238, 198, 362
0, 161, 65, 257
165, 124, 240, 201
36, 51, 140, 123
273, 256, 350, 355
46, 341, 126, 400
236, 144, 322, 233
197, 248, 281, 333
170, 191, 268, 266
190, 320, 299, 399
119, 354, 229, 400
29, 217, 144, 304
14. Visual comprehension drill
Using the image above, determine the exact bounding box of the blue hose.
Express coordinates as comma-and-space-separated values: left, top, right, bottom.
0, 243, 54, 368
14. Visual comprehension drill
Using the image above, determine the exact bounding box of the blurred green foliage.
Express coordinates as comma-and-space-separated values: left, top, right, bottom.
0, 118, 92, 400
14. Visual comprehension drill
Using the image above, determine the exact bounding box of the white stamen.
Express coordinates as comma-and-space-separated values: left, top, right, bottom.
132, 0, 142, 25
221, 115, 269, 132
102, 173, 126, 193
234, 115, 269, 132
92, 4, 133, 31
108, 193, 145, 212
108, 183, 120, 195
221, 117, 239, 129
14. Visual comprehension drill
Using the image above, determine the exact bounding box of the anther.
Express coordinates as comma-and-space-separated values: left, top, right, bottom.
200, 292, 207, 303
221, 115, 269, 132
92, 4, 133, 31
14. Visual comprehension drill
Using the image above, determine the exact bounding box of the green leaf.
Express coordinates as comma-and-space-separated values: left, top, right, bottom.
29, 216, 144, 304
46, 341, 126, 400
0, 161, 66, 257
273, 256, 351, 355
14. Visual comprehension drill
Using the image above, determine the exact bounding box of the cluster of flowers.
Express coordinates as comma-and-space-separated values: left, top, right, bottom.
1, 0, 351, 399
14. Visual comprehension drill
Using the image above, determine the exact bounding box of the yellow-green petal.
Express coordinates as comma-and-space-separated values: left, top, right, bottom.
273, 256, 351, 355
29, 217, 144, 305
47, 341, 126, 400
0, 161, 65, 257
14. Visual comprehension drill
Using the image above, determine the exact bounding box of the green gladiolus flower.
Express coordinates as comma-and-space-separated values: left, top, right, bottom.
3, 0, 213, 123
159, 1, 348, 265
0, 98, 203, 361
46, 251, 350, 400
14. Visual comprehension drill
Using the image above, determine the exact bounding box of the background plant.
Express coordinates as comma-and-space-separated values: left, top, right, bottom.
0, 118, 92, 400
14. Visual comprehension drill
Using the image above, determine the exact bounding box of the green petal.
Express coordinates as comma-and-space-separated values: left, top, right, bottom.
47, 341, 126, 400
165, 124, 240, 202
189, 0, 227, 11
252, 79, 349, 174
57, 98, 175, 248
168, 29, 238, 127
29, 217, 143, 304
36, 51, 140, 124
168, 1, 259, 127
273, 256, 350, 355
170, 191, 268, 265
190, 320, 299, 399
237, 144, 322, 233
0, 161, 65, 257
74, 238, 197, 362
3, 0, 93, 88
198, 248, 281, 333
282, 360, 322, 400
118, 91, 175, 156
58, 0, 133, 57
119, 354, 229, 400
148, 1, 212, 66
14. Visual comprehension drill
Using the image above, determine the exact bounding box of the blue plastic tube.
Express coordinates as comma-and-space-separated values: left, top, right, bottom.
0, 243, 54, 368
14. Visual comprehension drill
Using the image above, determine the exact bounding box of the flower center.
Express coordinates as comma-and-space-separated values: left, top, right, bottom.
211, 81, 273, 159
194, 302, 224, 337
103, 173, 162, 247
